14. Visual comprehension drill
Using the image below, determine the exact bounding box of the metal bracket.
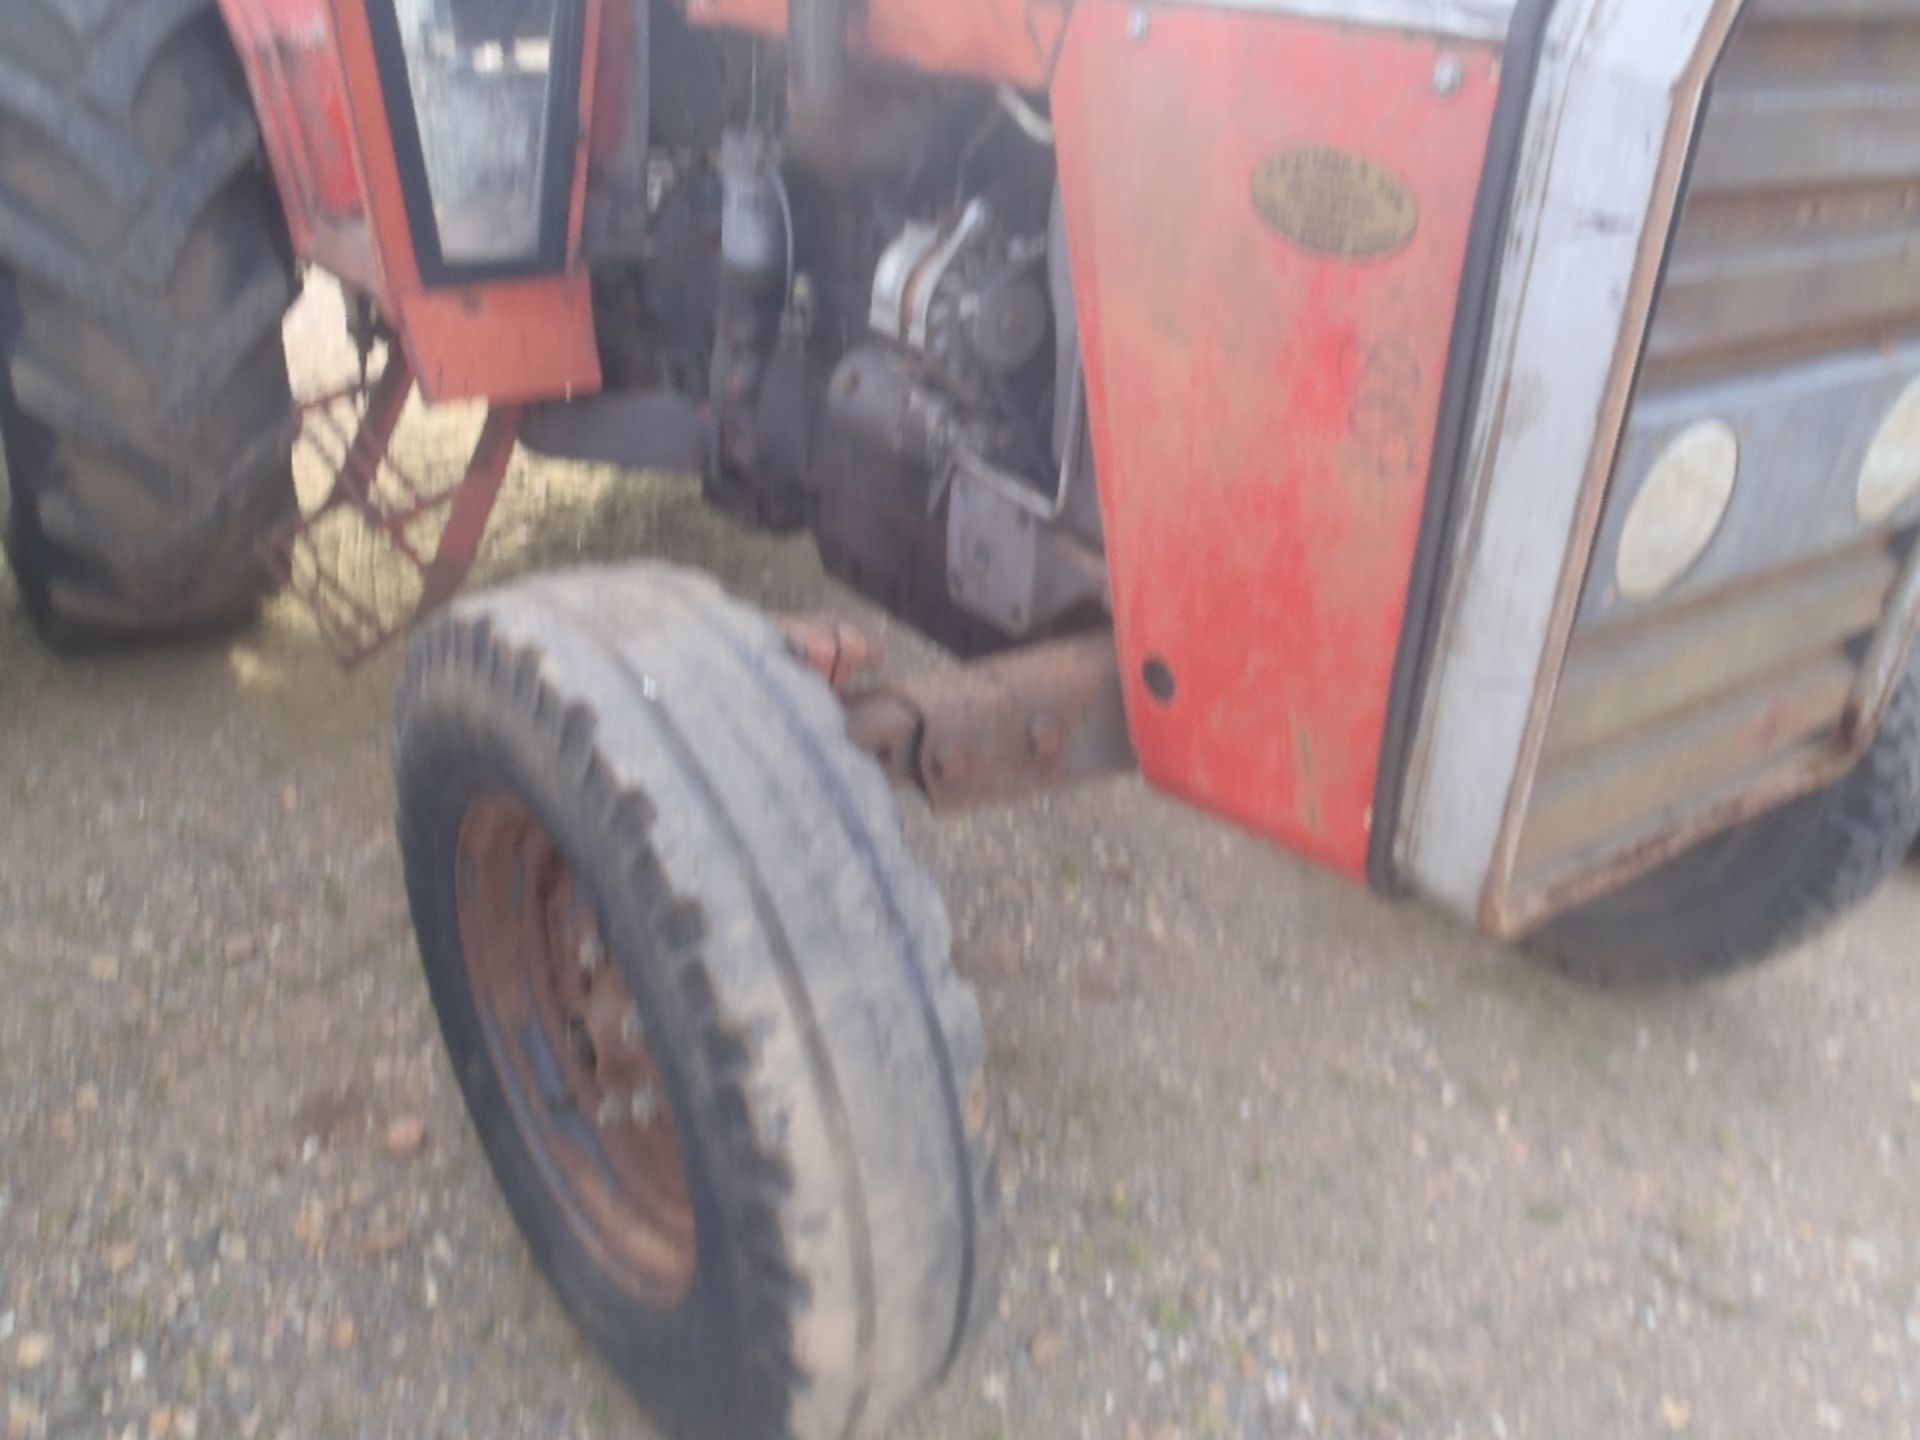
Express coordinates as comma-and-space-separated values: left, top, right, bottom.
263, 354, 523, 665
948, 463, 1107, 636
845, 629, 1135, 808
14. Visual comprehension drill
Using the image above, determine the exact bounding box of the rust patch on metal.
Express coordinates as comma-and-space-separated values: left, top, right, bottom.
1289, 717, 1323, 839
844, 631, 1135, 809
455, 794, 697, 1309
1503, 737, 1856, 938
774, 614, 884, 694
1251, 146, 1419, 261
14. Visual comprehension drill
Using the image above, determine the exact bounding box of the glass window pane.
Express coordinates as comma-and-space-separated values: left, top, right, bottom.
392, 0, 559, 265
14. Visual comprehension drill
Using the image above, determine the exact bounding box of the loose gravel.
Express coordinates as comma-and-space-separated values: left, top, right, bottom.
3, 302, 1918, 1440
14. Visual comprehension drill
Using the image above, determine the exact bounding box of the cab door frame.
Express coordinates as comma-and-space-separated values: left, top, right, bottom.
218, 0, 605, 402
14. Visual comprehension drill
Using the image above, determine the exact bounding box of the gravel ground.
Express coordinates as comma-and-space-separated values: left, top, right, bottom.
4, 299, 1920, 1440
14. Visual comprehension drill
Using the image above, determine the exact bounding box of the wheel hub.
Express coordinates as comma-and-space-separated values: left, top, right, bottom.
455, 793, 698, 1308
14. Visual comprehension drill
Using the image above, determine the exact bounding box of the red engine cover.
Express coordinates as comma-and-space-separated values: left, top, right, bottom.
1052, 2, 1500, 877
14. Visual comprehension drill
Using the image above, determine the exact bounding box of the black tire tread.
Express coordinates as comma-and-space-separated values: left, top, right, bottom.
658, 571, 1000, 1372
412, 603, 818, 1426
394, 564, 997, 1440
0, 0, 296, 642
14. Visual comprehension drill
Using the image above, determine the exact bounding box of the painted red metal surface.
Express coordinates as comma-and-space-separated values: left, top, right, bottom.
688, 0, 1067, 89
220, 0, 603, 404
216, 0, 379, 290
382, 274, 601, 404
1052, 3, 1499, 877
590, 0, 642, 164
321, 0, 602, 404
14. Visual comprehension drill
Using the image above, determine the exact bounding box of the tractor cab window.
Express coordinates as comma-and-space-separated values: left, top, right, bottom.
375, 0, 584, 280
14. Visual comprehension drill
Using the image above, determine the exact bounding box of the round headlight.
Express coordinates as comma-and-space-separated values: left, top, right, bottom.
1856, 374, 1920, 526
1617, 419, 1740, 600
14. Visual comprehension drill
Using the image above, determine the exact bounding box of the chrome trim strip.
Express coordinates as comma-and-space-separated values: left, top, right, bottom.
1395, 0, 1747, 922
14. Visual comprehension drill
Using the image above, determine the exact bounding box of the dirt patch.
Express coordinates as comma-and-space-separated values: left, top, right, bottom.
3, 293, 1918, 1440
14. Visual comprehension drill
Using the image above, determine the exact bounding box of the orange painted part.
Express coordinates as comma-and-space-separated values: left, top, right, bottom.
217, 0, 369, 266
225, 0, 603, 404
687, 0, 1066, 88
1052, 3, 1499, 878
567, 0, 608, 258
590, 0, 640, 163
394, 275, 600, 402
319, 0, 602, 405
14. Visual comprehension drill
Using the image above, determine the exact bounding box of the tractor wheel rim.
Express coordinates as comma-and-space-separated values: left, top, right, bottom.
455, 792, 698, 1309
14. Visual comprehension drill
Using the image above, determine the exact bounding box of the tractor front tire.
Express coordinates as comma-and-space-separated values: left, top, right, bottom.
0, 0, 296, 642
394, 565, 1000, 1440
1539, 652, 1920, 985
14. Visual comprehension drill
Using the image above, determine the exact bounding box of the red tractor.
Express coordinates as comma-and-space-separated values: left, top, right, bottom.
3, 0, 1918, 1434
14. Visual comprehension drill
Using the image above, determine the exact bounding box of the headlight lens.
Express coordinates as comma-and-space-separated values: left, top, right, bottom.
1617, 419, 1740, 600
1856, 375, 1920, 526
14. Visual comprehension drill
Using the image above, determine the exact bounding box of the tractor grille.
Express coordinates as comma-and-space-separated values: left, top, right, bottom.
1512, 0, 1920, 899
1644, 0, 1920, 389
1515, 530, 1909, 885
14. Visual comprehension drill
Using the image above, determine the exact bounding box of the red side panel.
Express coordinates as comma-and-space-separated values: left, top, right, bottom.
217, 0, 379, 291
689, 0, 1065, 89
1051, 3, 1499, 877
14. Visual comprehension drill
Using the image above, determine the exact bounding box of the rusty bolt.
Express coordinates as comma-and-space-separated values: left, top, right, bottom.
1027, 712, 1063, 762
928, 743, 972, 784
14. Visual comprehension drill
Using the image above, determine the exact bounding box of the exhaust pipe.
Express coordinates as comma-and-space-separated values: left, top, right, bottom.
789, 0, 848, 114
787, 0, 850, 170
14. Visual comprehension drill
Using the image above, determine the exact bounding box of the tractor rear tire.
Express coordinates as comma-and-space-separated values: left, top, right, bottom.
1538, 651, 1920, 985
0, 0, 296, 642
394, 565, 1001, 1440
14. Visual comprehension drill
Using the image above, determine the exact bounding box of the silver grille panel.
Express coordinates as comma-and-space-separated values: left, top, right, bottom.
1516, 532, 1904, 890
1649, 0, 1920, 387
1511, 0, 1920, 902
